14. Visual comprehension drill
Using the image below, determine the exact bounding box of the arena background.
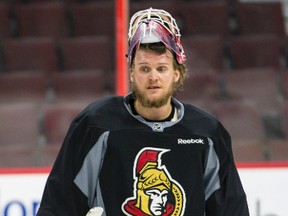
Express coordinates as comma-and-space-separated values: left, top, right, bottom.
0, 0, 288, 215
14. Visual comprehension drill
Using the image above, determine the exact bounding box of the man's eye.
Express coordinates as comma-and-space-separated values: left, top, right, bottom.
158, 67, 167, 72
140, 67, 150, 72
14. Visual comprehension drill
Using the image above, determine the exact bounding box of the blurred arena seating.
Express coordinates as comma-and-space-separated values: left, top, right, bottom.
42, 102, 86, 145
0, 3, 10, 38
0, 72, 47, 102
0, 0, 287, 167
13, 2, 69, 38
58, 36, 113, 72
227, 35, 282, 69
0, 103, 40, 167
49, 70, 106, 102
176, 69, 222, 104
211, 101, 267, 161
69, 2, 115, 38
222, 68, 280, 115
234, 2, 285, 36
175, 2, 231, 37
182, 35, 225, 71
2, 37, 58, 72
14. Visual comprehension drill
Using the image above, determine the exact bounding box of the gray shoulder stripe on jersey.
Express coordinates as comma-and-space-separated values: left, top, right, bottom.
74, 131, 109, 210
204, 138, 221, 201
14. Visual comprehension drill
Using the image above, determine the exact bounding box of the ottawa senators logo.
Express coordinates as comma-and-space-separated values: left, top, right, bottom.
122, 147, 186, 216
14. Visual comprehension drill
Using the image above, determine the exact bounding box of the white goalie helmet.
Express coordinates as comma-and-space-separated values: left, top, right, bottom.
127, 7, 186, 65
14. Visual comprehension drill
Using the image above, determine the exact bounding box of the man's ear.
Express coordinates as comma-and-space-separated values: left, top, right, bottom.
130, 72, 134, 82
129, 65, 135, 82
174, 70, 180, 82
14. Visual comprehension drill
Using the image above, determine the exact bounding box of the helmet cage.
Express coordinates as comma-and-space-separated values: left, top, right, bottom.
127, 8, 186, 64
128, 8, 181, 40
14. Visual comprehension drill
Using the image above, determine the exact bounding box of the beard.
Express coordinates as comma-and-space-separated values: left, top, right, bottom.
132, 82, 175, 108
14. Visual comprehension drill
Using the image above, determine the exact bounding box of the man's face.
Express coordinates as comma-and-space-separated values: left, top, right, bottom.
130, 48, 180, 108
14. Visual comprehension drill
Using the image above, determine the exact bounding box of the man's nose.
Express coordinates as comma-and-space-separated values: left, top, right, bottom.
148, 70, 158, 82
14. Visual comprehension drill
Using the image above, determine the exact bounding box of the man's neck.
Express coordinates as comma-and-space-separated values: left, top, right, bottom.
133, 99, 173, 121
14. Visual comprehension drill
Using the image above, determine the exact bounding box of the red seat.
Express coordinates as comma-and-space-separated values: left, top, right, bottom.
27, 0, 78, 2
228, 35, 282, 69
281, 36, 288, 67
269, 140, 288, 161
223, 68, 280, 114
59, 36, 112, 73
69, 2, 115, 38
130, 1, 174, 16
235, 2, 285, 36
231, 140, 265, 162
50, 70, 106, 102
282, 101, 288, 139
0, 146, 38, 167
0, 72, 46, 102
39, 144, 61, 166
176, 70, 221, 104
280, 71, 288, 99
182, 35, 225, 70
211, 101, 266, 141
13, 2, 68, 38
0, 3, 10, 38
175, 2, 230, 36
43, 102, 86, 145
2, 0, 22, 4
0, 103, 40, 147
212, 102, 266, 162
3, 38, 58, 72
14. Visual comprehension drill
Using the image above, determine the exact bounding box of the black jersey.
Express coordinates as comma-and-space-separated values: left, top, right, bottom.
37, 93, 249, 216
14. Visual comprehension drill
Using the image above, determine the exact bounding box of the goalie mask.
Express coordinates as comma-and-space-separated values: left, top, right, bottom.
127, 7, 186, 65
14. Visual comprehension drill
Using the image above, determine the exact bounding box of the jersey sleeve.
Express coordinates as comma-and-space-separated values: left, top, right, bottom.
205, 122, 250, 216
37, 111, 106, 216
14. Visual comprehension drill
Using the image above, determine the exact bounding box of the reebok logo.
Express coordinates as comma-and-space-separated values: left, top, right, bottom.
177, 138, 204, 144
